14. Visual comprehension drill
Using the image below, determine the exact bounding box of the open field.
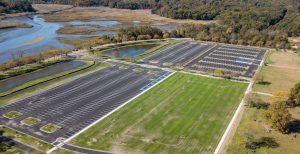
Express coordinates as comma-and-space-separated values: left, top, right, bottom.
43, 7, 217, 25
0, 63, 169, 143
225, 94, 300, 154
71, 73, 248, 154
253, 51, 300, 93
145, 41, 266, 78
32, 4, 74, 14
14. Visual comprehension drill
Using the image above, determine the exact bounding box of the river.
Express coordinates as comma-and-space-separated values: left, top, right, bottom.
0, 15, 177, 64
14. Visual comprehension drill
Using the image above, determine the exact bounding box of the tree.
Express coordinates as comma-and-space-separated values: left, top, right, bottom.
163, 32, 170, 39
288, 82, 300, 106
265, 100, 291, 133
214, 69, 225, 76
0, 131, 11, 152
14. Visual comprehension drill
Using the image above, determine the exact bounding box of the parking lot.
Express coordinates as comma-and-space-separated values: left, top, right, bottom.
187, 44, 266, 78
145, 41, 266, 78
145, 41, 211, 67
0, 63, 170, 143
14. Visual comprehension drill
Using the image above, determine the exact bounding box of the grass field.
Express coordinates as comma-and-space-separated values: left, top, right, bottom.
226, 94, 300, 154
253, 51, 300, 93
71, 73, 248, 154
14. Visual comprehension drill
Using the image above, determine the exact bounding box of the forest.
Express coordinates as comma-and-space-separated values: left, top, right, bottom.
8, 0, 300, 48
0, 0, 35, 14
30, 0, 152, 9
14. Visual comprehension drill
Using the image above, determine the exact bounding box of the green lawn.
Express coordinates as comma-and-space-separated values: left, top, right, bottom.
71, 73, 248, 154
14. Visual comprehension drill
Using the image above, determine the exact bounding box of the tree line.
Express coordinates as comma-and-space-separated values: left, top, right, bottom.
0, 0, 35, 14
31, 0, 152, 9
31, 0, 300, 48
0, 49, 69, 72
171, 23, 290, 48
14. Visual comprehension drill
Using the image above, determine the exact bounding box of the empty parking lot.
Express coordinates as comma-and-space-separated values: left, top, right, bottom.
145, 41, 266, 78
187, 44, 266, 78
0, 63, 170, 143
145, 41, 211, 67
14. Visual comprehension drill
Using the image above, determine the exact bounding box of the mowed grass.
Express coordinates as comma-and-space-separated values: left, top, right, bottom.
71, 73, 248, 154
253, 51, 300, 93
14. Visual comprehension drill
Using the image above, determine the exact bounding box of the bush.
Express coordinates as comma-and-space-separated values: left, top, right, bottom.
0, 49, 70, 72
245, 94, 269, 109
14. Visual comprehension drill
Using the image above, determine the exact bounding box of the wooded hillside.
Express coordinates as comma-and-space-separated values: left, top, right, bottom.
0, 0, 35, 14
30, 0, 300, 48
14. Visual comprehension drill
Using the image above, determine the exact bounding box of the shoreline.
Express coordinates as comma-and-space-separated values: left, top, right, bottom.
0, 4, 74, 30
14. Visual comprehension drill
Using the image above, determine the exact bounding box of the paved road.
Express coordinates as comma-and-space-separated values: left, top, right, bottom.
0, 135, 36, 153
13, 140, 36, 153
62, 144, 111, 154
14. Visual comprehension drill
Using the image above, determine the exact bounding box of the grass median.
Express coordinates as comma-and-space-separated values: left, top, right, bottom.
71, 73, 248, 154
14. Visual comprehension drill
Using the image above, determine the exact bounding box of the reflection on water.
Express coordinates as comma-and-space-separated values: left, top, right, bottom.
0, 61, 85, 93
104, 44, 158, 58
0, 16, 71, 63
0, 15, 177, 63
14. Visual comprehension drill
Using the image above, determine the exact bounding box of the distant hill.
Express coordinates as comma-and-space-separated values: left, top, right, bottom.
0, 0, 35, 14
31, 0, 300, 37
